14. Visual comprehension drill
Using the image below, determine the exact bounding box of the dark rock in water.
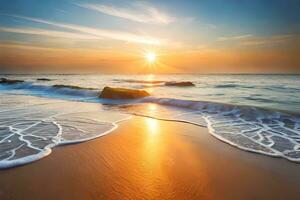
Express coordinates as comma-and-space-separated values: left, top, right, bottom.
99, 86, 150, 99
165, 81, 195, 87
116, 79, 164, 84
37, 78, 52, 81
0, 78, 24, 84
53, 84, 95, 90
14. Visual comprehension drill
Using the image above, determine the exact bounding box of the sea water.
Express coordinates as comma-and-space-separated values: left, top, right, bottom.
0, 74, 299, 168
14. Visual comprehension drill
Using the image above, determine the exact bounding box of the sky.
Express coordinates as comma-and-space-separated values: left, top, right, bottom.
0, 0, 299, 73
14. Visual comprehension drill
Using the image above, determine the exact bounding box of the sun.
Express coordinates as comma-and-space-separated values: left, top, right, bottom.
145, 52, 156, 63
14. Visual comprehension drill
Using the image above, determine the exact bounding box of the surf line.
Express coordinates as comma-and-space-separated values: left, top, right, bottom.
131, 112, 207, 128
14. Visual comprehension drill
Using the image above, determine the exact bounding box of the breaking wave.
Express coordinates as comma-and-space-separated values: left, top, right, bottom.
0, 81, 100, 99
137, 97, 300, 162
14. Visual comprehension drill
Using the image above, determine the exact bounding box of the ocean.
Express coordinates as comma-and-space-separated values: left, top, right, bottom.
0, 74, 300, 168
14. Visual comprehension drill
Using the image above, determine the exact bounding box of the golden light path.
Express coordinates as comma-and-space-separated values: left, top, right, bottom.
145, 104, 158, 134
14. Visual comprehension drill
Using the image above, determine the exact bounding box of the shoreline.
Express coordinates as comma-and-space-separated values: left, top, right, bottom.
1, 116, 300, 199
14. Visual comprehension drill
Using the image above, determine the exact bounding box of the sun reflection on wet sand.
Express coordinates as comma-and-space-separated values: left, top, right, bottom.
140, 115, 209, 199
144, 104, 160, 153
148, 103, 157, 111
142, 115, 166, 198
141, 104, 165, 195
146, 118, 158, 134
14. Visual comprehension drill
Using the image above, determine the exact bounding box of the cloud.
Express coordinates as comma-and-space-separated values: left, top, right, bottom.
206, 24, 217, 29
239, 34, 299, 46
217, 33, 299, 47
217, 34, 253, 41
9, 15, 161, 45
78, 3, 175, 25
0, 27, 101, 40
0, 41, 64, 51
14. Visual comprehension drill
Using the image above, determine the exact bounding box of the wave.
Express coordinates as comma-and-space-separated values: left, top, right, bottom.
0, 82, 100, 98
0, 115, 130, 169
214, 84, 238, 88
263, 85, 300, 92
214, 83, 254, 89
244, 96, 276, 103
52, 84, 97, 91
0, 94, 132, 169
139, 97, 300, 162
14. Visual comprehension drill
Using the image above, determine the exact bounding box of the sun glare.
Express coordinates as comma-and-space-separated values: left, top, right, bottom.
145, 52, 156, 63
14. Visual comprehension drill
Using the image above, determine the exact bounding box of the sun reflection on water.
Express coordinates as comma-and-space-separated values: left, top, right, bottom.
147, 74, 155, 80
145, 74, 155, 93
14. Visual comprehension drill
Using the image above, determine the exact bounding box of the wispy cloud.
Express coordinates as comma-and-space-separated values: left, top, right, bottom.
78, 3, 175, 25
239, 34, 299, 46
217, 33, 299, 47
0, 41, 64, 51
0, 27, 101, 40
9, 15, 161, 45
217, 34, 253, 41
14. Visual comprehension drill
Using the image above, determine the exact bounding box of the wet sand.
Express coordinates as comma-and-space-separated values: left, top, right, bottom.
1, 116, 300, 200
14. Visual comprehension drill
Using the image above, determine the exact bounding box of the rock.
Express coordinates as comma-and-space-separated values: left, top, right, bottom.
0, 78, 24, 84
165, 81, 195, 87
37, 78, 52, 81
99, 86, 150, 99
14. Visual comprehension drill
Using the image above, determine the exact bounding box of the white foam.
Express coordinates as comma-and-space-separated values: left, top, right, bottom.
137, 98, 300, 162
0, 94, 131, 169
1, 93, 300, 169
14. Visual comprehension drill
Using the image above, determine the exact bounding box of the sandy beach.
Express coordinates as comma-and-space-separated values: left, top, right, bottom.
0, 116, 300, 200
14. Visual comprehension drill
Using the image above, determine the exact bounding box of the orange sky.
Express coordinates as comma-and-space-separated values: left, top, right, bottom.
1, 43, 299, 74
0, 0, 299, 73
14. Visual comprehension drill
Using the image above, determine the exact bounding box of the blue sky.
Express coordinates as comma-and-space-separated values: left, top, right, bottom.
0, 0, 299, 73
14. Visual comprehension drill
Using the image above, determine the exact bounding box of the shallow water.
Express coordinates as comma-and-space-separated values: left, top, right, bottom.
2, 74, 299, 113
0, 94, 130, 168
0, 74, 300, 167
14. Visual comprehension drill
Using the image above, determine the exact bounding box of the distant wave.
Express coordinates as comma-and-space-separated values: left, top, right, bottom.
214, 83, 254, 89
214, 83, 300, 91
52, 84, 97, 91
262, 85, 300, 92
245, 96, 277, 103
0, 82, 100, 98
214, 84, 238, 88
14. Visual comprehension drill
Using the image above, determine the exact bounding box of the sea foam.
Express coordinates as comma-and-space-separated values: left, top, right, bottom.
133, 97, 300, 162
0, 94, 131, 169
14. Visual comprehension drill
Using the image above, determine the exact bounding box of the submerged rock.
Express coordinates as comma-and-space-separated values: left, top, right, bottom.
0, 78, 24, 84
37, 78, 52, 81
165, 81, 195, 87
99, 86, 150, 99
